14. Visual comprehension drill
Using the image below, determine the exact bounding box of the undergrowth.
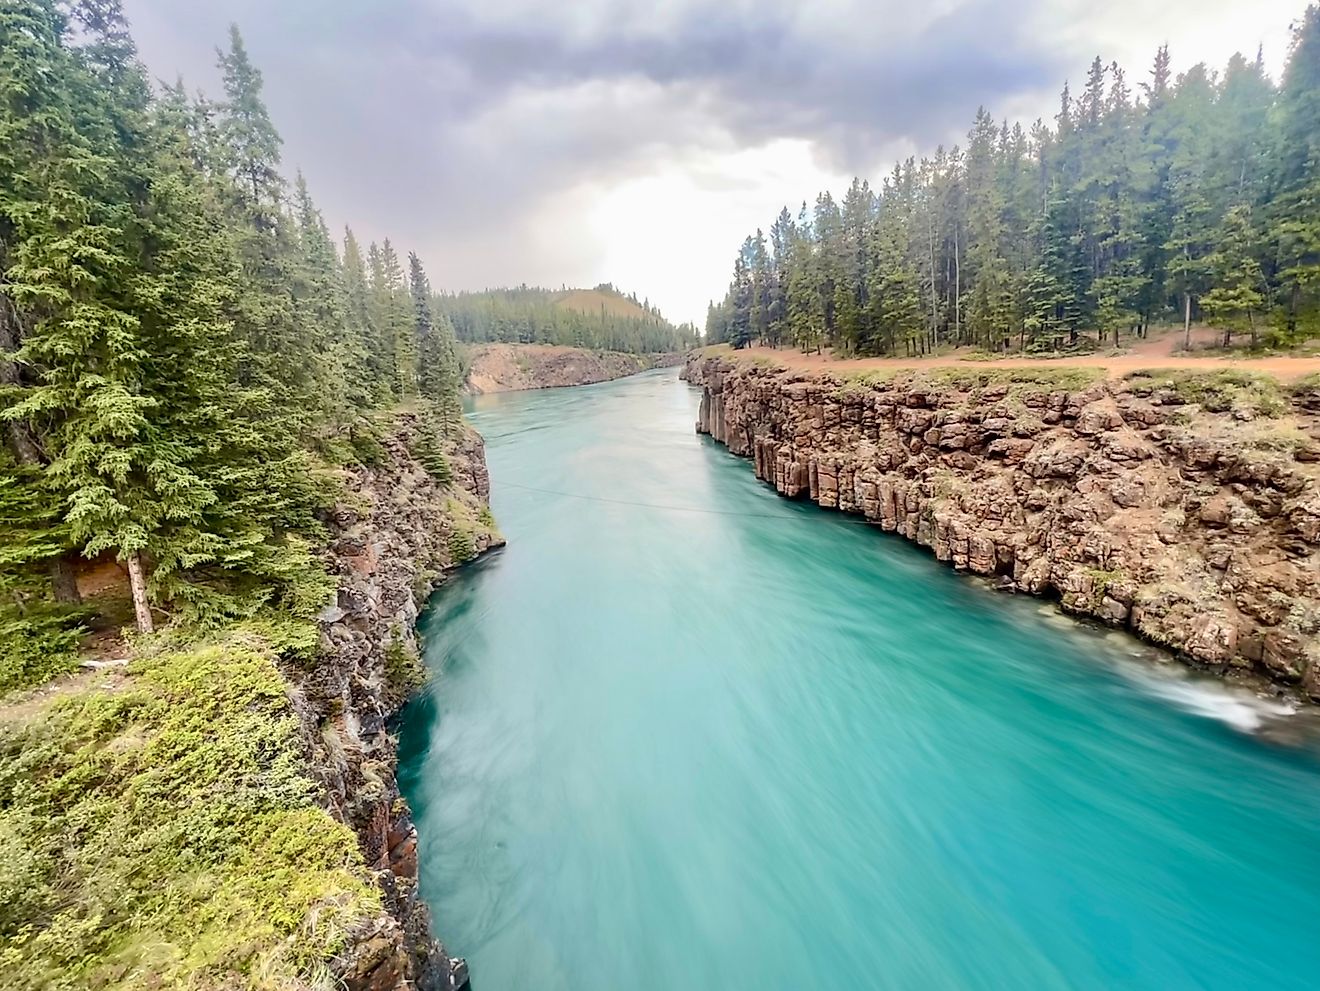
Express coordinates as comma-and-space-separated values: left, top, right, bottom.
0, 634, 379, 990
1125, 369, 1290, 417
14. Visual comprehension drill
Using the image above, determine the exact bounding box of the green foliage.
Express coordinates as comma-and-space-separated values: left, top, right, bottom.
411, 415, 454, 483
0, 609, 83, 695
1125, 369, 1289, 417
709, 17, 1320, 356
921, 366, 1105, 392
443, 285, 699, 354
478, 505, 497, 529
1087, 568, 1124, 608
0, 7, 467, 636
447, 527, 476, 565
384, 626, 425, 692
0, 636, 380, 989
340, 416, 389, 469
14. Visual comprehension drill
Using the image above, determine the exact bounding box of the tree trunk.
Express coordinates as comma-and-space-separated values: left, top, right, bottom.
1248, 309, 1257, 349
952, 226, 961, 344
126, 553, 154, 634
1183, 292, 1192, 351
928, 214, 939, 346
50, 556, 81, 605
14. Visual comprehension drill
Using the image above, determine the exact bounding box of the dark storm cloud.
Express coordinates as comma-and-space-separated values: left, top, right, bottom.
395, 0, 1059, 160
121, 0, 1065, 303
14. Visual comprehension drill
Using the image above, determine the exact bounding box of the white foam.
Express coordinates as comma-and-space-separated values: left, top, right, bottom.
1119, 666, 1295, 733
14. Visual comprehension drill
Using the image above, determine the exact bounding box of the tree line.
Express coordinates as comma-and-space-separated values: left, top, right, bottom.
0, 1, 464, 672
708, 7, 1320, 355
442, 285, 699, 353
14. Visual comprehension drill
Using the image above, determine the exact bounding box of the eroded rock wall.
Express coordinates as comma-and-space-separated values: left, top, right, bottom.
295, 413, 503, 990
685, 354, 1320, 698
465, 343, 680, 394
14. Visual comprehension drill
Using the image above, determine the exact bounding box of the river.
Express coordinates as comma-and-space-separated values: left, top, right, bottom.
397, 368, 1320, 991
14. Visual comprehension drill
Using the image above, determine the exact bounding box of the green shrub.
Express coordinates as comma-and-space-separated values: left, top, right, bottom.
1126, 369, 1288, 417
384, 628, 425, 692
348, 418, 390, 468
0, 608, 83, 696
410, 419, 454, 484
447, 528, 476, 564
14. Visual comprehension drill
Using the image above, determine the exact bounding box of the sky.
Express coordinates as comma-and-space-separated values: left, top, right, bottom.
120, 0, 1308, 327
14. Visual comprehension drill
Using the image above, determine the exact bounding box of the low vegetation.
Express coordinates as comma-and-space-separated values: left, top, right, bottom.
1125, 369, 1290, 417
0, 632, 379, 991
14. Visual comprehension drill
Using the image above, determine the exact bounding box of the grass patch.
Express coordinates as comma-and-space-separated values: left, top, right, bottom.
833, 368, 902, 391
1125, 369, 1290, 417
0, 634, 379, 990
920, 366, 1105, 392
1087, 568, 1123, 608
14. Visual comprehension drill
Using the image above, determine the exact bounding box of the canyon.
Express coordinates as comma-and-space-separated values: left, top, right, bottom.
313, 414, 503, 990
684, 351, 1320, 699
464, 343, 680, 394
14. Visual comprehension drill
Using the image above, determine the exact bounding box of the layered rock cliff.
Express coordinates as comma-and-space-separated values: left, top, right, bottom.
684, 353, 1320, 698
465, 342, 680, 394
301, 413, 503, 990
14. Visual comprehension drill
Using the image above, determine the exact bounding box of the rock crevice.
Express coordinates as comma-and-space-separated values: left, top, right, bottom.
685, 354, 1320, 697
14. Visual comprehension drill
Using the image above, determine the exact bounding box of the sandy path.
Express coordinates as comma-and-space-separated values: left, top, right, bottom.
724, 329, 1320, 380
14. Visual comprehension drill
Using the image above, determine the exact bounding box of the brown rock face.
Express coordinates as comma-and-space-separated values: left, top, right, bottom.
464, 343, 680, 394
291, 413, 504, 991
684, 354, 1320, 699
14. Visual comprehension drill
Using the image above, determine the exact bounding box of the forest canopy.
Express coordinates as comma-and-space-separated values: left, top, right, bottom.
441, 284, 699, 353
707, 6, 1320, 356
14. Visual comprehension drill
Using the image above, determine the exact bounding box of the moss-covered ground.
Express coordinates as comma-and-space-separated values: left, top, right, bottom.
0, 630, 379, 991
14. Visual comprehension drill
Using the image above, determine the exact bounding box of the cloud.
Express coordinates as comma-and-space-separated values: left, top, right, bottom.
119, 0, 1304, 324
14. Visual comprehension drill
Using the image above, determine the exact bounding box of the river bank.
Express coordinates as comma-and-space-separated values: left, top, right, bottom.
0, 411, 501, 991
683, 351, 1320, 697
463, 343, 680, 394
399, 369, 1320, 991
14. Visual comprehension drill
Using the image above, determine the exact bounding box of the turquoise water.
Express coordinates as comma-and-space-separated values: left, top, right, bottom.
397, 369, 1320, 991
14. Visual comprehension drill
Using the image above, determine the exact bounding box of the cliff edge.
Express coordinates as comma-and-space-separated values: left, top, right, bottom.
464, 343, 680, 394
310, 413, 503, 990
684, 352, 1320, 697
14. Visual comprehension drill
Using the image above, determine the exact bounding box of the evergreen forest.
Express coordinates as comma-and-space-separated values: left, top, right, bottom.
0, 2, 465, 682
707, 7, 1320, 355
443, 284, 699, 353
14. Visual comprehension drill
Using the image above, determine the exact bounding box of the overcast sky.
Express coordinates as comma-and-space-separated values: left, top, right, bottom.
121, 0, 1306, 326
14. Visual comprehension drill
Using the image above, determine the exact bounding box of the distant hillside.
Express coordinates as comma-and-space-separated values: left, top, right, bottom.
554, 286, 653, 321
437, 283, 698, 355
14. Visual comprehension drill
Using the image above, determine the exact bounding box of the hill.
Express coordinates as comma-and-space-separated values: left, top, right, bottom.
438, 283, 698, 355
554, 285, 654, 321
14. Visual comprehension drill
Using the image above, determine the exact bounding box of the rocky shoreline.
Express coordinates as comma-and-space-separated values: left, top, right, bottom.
464, 342, 680, 394
297, 414, 503, 990
683, 352, 1320, 699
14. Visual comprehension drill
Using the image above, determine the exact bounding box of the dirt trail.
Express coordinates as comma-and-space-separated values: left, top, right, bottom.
727, 327, 1320, 380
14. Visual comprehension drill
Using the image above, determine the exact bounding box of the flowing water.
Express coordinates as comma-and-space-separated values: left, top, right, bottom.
397, 369, 1320, 991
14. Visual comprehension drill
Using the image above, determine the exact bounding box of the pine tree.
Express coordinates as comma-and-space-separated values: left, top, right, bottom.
1202, 205, 1266, 346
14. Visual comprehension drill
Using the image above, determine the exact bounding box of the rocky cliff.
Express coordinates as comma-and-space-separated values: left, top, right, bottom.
464, 343, 680, 394
301, 413, 503, 990
684, 353, 1320, 698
